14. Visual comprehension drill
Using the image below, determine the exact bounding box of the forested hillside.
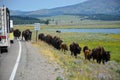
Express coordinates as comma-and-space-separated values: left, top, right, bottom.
10, 16, 45, 25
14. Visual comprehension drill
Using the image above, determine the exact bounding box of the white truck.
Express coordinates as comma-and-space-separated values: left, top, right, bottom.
0, 6, 10, 53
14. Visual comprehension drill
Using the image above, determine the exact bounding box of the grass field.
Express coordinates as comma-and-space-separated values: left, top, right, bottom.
14, 20, 120, 80
35, 31, 120, 62
41, 15, 120, 29
14, 22, 120, 62
32, 31, 120, 80
15, 21, 120, 30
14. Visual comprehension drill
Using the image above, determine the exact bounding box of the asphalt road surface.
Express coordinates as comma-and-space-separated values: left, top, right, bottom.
0, 40, 64, 80
0, 40, 19, 80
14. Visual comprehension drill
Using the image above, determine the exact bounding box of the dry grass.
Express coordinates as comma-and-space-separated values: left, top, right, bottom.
32, 40, 120, 80
15, 24, 120, 80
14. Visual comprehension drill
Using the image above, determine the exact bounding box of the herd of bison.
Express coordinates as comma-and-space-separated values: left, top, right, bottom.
13, 29, 110, 64
13, 29, 32, 41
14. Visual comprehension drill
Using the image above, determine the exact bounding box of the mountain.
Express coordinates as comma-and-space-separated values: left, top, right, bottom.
51, 0, 120, 15
10, 0, 120, 17
10, 10, 26, 15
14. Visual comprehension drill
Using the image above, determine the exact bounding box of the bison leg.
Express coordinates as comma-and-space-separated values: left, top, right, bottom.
74, 53, 77, 58
97, 59, 99, 63
102, 60, 105, 64
22, 36, 25, 40
85, 54, 87, 60
71, 52, 73, 56
97, 59, 101, 64
87, 55, 90, 61
75, 56, 77, 58
63, 50, 65, 54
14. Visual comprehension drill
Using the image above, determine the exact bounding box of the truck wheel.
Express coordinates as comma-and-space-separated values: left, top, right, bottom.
0, 49, 3, 54
6, 48, 8, 52
4, 47, 8, 53
0, 47, 8, 53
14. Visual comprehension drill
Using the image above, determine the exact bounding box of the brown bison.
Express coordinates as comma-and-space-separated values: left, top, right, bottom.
45, 34, 53, 44
51, 36, 63, 49
83, 46, 92, 60
38, 34, 63, 50
13, 29, 21, 39
22, 29, 32, 41
60, 43, 68, 53
70, 42, 82, 58
91, 46, 110, 64
38, 33, 45, 41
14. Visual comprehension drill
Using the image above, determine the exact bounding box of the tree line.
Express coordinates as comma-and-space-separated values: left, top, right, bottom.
10, 16, 50, 25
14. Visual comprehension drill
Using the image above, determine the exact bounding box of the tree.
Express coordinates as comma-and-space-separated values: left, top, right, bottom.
45, 19, 50, 25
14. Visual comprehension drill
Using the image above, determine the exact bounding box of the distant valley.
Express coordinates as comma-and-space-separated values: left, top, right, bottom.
10, 0, 120, 24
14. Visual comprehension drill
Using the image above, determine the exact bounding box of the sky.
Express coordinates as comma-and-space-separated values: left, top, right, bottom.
0, 0, 88, 11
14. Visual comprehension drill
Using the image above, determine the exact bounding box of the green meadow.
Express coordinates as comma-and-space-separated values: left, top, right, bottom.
14, 20, 120, 80
36, 31, 120, 62
14, 21, 120, 62
42, 15, 120, 29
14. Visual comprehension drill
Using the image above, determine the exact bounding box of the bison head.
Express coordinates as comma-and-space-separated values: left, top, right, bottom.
76, 46, 81, 54
105, 51, 110, 61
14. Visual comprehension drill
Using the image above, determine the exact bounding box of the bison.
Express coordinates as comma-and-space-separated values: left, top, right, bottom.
45, 34, 53, 44
70, 42, 81, 58
22, 29, 32, 41
91, 46, 110, 64
56, 30, 61, 33
38, 33, 45, 41
38, 34, 63, 50
60, 43, 68, 53
83, 46, 92, 60
13, 29, 21, 39
51, 36, 63, 49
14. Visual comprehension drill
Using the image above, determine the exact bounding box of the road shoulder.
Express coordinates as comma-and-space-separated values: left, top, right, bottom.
15, 41, 64, 80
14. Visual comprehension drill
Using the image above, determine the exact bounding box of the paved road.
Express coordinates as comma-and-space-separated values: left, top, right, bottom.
0, 40, 19, 80
0, 40, 64, 80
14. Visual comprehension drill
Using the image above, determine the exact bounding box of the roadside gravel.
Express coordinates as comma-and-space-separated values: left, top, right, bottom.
15, 41, 64, 80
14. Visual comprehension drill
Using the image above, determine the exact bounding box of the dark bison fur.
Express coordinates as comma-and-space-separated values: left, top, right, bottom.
38, 33, 45, 41
51, 36, 63, 49
13, 29, 21, 39
56, 30, 61, 33
91, 46, 110, 64
22, 29, 32, 41
45, 35, 53, 44
38, 34, 63, 50
70, 42, 81, 58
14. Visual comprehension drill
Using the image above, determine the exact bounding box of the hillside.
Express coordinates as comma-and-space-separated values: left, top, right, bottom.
10, 16, 45, 25
11, 0, 120, 17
